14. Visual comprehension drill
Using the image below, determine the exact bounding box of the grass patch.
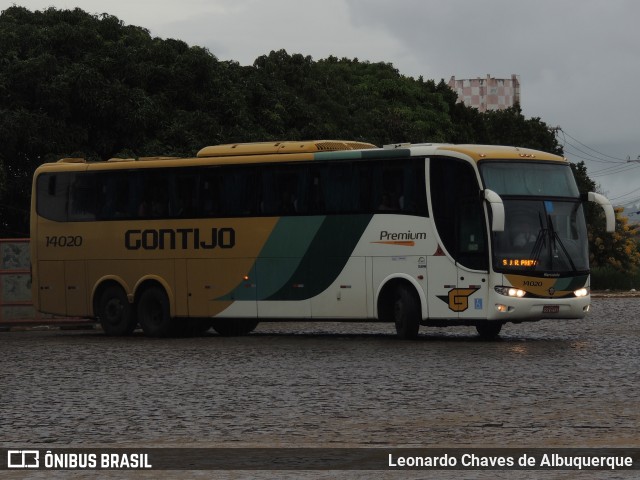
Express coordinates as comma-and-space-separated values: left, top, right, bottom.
590, 266, 640, 291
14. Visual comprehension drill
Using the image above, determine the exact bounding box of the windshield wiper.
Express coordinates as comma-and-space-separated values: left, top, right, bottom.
547, 214, 577, 272
528, 213, 547, 269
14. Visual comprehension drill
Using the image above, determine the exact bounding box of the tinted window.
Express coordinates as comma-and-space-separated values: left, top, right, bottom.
480, 161, 579, 197
36, 158, 429, 221
430, 157, 488, 270
37, 173, 71, 222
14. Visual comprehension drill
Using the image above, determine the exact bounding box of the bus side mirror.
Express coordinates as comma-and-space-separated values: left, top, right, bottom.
484, 189, 504, 232
583, 191, 616, 233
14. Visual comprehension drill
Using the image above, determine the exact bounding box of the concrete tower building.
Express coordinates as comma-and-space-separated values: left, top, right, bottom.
447, 74, 521, 112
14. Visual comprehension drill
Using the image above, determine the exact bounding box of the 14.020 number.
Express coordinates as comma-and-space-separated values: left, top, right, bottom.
45, 235, 83, 247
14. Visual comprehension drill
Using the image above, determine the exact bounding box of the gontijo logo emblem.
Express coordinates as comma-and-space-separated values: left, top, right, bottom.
437, 288, 480, 312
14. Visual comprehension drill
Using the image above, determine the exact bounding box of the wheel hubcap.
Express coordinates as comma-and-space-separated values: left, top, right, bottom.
105, 299, 123, 324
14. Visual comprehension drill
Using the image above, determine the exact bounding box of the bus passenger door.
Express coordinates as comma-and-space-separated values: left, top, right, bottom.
426, 255, 460, 319
429, 156, 489, 322
456, 267, 488, 322
456, 196, 489, 322
425, 254, 488, 321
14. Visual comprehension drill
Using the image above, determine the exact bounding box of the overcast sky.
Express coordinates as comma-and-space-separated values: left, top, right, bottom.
4, 0, 640, 205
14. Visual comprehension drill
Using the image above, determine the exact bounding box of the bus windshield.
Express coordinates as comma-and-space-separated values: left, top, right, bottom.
480, 161, 579, 197
491, 199, 589, 274
480, 161, 588, 274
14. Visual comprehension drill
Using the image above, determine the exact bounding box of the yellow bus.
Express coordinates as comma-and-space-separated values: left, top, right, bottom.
30, 140, 615, 338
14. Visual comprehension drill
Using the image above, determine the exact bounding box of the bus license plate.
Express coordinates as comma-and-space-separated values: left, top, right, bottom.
543, 305, 559, 313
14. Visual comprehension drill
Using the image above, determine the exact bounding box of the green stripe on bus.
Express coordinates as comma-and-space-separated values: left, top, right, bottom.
312, 149, 411, 162
361, 148, 411, 159
256, 216, 325, 299
313, 151, 363, 161
214, 215, 372, 303
265, 214, 372, 301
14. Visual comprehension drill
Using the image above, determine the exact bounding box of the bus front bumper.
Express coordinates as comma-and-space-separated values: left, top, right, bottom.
487, 294, 591, 323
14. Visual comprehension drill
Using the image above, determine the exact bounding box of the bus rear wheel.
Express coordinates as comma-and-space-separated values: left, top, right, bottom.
393, 284, 420, 340
97, 285, 137, 336
137, 286, 172, 337
211, 319, 259, 336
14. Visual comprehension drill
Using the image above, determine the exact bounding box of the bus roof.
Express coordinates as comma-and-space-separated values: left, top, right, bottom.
434, 144, 565, 162
40, 141, 566, 172
197, 140, 377, 157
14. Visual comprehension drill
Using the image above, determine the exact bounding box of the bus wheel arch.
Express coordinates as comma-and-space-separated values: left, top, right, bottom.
377, 277, 423, 340
93, 280, 137, 336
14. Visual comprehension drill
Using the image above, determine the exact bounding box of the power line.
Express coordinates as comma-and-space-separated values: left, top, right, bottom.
590, 162, 640, 174
561, 145, 626, 168
551, 128, 640, 207
589, 163, 640, 178
610, 186, 640, 202
558, 128, 629, 162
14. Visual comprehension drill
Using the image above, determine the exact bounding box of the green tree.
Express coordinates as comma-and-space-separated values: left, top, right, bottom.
589, 208, 640, 272
570, 161, 640, 272
479, 105, 563, 154
0, 6, 249, 234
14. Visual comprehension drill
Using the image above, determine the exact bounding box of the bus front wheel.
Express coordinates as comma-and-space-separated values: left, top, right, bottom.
393, 284, 420, 340
137, 286, 172, 337
476, 321, 503, 339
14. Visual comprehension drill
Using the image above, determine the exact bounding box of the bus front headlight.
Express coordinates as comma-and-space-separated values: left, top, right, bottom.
495, 286, 526, 297
574, 288, 589, 298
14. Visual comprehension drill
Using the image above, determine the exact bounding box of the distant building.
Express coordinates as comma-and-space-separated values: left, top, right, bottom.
447, 74, 520, 112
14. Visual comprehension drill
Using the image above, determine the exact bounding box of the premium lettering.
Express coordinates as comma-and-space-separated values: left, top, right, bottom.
125, 228, 235, 250
379, 230, 427, 241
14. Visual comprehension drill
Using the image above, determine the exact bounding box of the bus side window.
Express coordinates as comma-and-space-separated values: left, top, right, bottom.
201, 169, 220, 216
172, 172, 200, 218
406, 160, 429, 216
259, 168, 278, 215
321, 162, 360, 213
69, 173, 98, 221
36, 173, 70, 222
138, 172, 170, 218
310, 168, 325, 214
219, 167, 258, 217
374, 161, 403, 212
99, 172, 136, 219
371, 159, 428, 216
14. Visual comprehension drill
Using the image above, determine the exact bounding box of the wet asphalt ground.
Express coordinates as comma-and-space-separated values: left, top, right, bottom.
1, 296, 638, 479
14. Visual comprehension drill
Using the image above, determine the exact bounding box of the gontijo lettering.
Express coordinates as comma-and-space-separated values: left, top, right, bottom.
125, 227, 235, 250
